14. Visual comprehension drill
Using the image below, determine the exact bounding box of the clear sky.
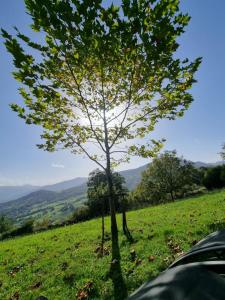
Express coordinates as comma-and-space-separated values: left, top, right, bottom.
0, 0, 225, 186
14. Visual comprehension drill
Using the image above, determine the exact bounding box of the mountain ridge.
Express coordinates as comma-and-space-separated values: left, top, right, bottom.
0, 160, 224, 204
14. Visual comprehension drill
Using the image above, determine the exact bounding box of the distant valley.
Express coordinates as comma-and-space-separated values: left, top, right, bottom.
0, 164, 147, 223
0, 161, 223, 223
0, 177, 87, 204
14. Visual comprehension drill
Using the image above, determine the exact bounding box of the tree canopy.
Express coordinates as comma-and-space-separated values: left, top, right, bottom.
87, 169, 128, 217
2, 0, 201, 169
202, 165, 225, 190
133, 151, 196, 203
0, 215, 13, 234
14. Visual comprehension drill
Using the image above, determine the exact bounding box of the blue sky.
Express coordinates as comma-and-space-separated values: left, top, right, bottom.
0, 0, 225, 186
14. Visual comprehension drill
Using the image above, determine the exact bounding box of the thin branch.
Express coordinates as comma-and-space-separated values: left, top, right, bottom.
109, 68, 135, 149
54, 39, 106, 154
107, 96, 135, 125
122, 100, 168, 131
66, 131, 106, 170
110, 150, 128, 154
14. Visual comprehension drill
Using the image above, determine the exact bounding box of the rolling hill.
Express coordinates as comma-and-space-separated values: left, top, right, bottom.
0, 161, 224, 223
0, 177, 87, 204
0, 187, 87, 224
1, 161, 224, 204
0, 185, 39, 204
0, 164, 147, 223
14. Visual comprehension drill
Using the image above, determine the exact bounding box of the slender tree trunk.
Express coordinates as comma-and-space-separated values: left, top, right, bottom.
101, 73, 127, 299
170, 190, 174, 201
102, 94, 119, 260
122, 209, 128, 235
101, 212, 105, 256
105, 164, 119, 259
122, 208, 133, 242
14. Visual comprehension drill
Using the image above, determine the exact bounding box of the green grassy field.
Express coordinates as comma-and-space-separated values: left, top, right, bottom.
1, 190, 225, 300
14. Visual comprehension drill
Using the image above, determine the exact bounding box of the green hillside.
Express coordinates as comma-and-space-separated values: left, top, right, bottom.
0, 189, 87, 224
1, 190, 225, 299
0, 164, 148, 224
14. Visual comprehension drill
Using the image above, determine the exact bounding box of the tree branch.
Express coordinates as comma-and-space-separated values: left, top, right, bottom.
54, 39, 106, 154
66, 131, 106, 170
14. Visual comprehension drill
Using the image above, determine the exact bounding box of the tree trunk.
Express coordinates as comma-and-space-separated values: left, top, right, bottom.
122, 208, 133, 242
101, 79, 127, 298
122, 209, 128, 235
105, 166, 119, 260
101, 212, 105, 256
102, 92, 119, 261
170, 190, 175, 201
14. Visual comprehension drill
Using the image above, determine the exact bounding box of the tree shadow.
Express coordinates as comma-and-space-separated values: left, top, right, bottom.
109, 236, 128, 300
207, 220, 225, 232
124, 231, 134, 244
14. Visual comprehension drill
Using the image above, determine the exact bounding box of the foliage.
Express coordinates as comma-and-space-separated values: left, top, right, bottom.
191, 166, 206, 186
35, 217, 53, 232
1, 219, 34, 240
2, 0, 201, 165
133, 151, 197, 203
86, 169, 128, 217
0, 215, 13, 234
86, 169, 109, 218
202, 165, 225, 190
70, 206, 91, 223
220, 144, 225, 160
0, 190, 225, 299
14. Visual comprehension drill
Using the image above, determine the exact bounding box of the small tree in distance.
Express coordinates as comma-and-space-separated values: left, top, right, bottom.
2, 0, 201, 264
134, 151, 196, 203
0, 215, 13, 234
220, 144, 225, 160
87, 169, 132, 246
87, 169, 108, 255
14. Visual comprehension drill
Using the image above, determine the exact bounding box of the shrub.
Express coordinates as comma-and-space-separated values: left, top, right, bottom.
1, 219, 34, 240
0, 215, 13, 234
203, 166, 225, 190
70, 206, 91, 224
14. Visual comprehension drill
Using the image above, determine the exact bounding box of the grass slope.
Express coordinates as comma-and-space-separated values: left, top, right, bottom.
1, 190, 225, 299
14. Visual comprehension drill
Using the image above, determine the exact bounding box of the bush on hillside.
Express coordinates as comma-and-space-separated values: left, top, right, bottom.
1, 219, 34, 240
0, 215, 13, 234
70, 206, 91, 223
202, 165, 225, 190
35, 217, 53, 232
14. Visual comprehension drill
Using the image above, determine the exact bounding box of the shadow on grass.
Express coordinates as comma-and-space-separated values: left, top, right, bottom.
164, 229, 174, 238
109, 236, 128, 300
207, 221, 225, 232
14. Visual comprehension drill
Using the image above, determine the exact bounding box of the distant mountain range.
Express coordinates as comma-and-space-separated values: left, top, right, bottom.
0, 164, 147, 222
0, 164, 149, 204
0, 177, 87, 204
0, 161, 224, 223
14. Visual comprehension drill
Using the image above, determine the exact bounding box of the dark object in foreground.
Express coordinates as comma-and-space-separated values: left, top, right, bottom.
128, 229, 225, 299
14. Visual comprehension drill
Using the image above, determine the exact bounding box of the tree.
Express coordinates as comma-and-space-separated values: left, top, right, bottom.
87, 169, 109, 218
220, 144, 225, 160
2, 0, 201, 263
87, 169, 131, 243
109, 172, 132, 241
135, 151, 195, 202
202, 166, 225, 190
87, 169, 108, 255
0, 215, 13, 234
